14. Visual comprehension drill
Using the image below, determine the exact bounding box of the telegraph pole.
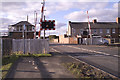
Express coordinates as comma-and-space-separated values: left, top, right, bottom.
34, 11, 37, 39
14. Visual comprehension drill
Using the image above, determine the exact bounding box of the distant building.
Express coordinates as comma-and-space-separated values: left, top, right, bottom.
67, 17, 120, 42
8, 21, 35, 39
59, 34, 78, 44
0, 32, 8, 36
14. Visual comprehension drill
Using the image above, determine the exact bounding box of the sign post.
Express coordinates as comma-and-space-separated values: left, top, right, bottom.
23, 24, 26, 54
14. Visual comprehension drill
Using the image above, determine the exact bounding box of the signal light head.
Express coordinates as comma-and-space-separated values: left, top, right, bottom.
53, 20, 55, 22
49, 20, 51, 22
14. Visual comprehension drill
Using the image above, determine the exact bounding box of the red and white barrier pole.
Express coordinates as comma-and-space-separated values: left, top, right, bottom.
38, 0, 45, 39
87, 11, 92, 44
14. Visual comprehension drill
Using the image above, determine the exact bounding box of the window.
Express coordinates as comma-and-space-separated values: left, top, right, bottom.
100, 29, 102, 33
32, 27, 35, 31
112, 29, 115, 33
72, 28, 76, 33
107, 29, 110, 33
19, 26, 22, 31
94, 29, 97, 33
17, 27, 19, 31
80, 29, 83, 34
13, 27, 16, 31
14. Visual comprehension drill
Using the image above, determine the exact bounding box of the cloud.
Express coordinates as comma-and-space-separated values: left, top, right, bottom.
64, 3, 118, 22
56, 22, 66, 29
64, 11, 86, 21
1, 0, 118, 2
0, 1, 118, 36
0, 18, 15, 32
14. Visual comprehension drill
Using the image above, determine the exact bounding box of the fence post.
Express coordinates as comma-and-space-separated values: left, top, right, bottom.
29, 39, 30, 53
114, 38, 115, 43
0, 38, 2, 79
0, 39, 2, 56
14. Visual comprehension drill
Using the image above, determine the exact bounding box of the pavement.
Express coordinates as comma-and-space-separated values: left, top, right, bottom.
6, 51, 79, 78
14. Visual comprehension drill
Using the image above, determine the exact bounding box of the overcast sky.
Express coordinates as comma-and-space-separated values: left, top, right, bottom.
0, 0, 119, 36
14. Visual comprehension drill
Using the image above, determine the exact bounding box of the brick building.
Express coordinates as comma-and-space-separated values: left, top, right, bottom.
8, 21, 35, 39
67, 17, 120, 42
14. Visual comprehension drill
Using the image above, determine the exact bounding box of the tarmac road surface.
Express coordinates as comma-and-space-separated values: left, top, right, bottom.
50, 44, 119, 78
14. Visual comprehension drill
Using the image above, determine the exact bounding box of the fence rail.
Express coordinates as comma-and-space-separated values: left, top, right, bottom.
0, 39, 49, 55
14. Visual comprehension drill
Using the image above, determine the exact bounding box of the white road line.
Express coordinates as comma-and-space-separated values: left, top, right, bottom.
68, 55, 117, 78
67, 46, 119, 58
51, 48, 117, 78
113, 55, 120, 58
51, 48, 63, 54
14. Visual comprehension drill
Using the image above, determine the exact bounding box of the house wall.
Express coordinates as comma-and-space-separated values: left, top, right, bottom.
69, 37, 78, 44
9, 32, 34, 39
59, 35, 78, 44
68, 23, 72, 36
72, 28, 85, 37
87, 28, 119, 38
59, 35, 69, 44
53, 39, 59, 43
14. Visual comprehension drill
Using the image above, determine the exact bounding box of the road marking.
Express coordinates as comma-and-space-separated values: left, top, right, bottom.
113, 55, 120, 57
51, 48, 63, 54
51, 48, 117, 78
67, 46, 120, 58
68, 55, 117, 78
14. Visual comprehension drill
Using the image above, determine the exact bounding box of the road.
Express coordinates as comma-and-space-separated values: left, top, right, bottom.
50, 44, 120, 78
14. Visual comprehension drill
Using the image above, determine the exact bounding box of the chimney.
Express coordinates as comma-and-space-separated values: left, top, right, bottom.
69, 21, 71, 23
93, 19, 97, 23
116, 17, 120, 23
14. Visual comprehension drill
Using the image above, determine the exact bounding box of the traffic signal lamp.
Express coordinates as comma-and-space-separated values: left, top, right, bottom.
41, 20, 55, 30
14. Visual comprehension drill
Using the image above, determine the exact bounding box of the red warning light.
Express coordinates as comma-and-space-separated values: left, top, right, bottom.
53, 20, 55, 22
49, 20, 51, 22
40, 28, 43, 30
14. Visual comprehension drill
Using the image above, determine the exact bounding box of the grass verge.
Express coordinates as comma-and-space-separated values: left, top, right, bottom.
1, 53, 52, 79
62, 62, 115, 79
2, 55, 19, 79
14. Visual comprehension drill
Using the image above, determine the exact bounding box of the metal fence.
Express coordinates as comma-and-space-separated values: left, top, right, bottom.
0, 39, 49, 55
82, 38, 103, 45
82, 38, 119, 45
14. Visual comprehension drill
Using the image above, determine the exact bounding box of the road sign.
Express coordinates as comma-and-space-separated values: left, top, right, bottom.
40, 20, 55, 30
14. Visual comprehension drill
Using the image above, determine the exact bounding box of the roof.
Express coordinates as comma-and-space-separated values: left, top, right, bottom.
11, 21, 35, 27
69, 21, 119, 29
